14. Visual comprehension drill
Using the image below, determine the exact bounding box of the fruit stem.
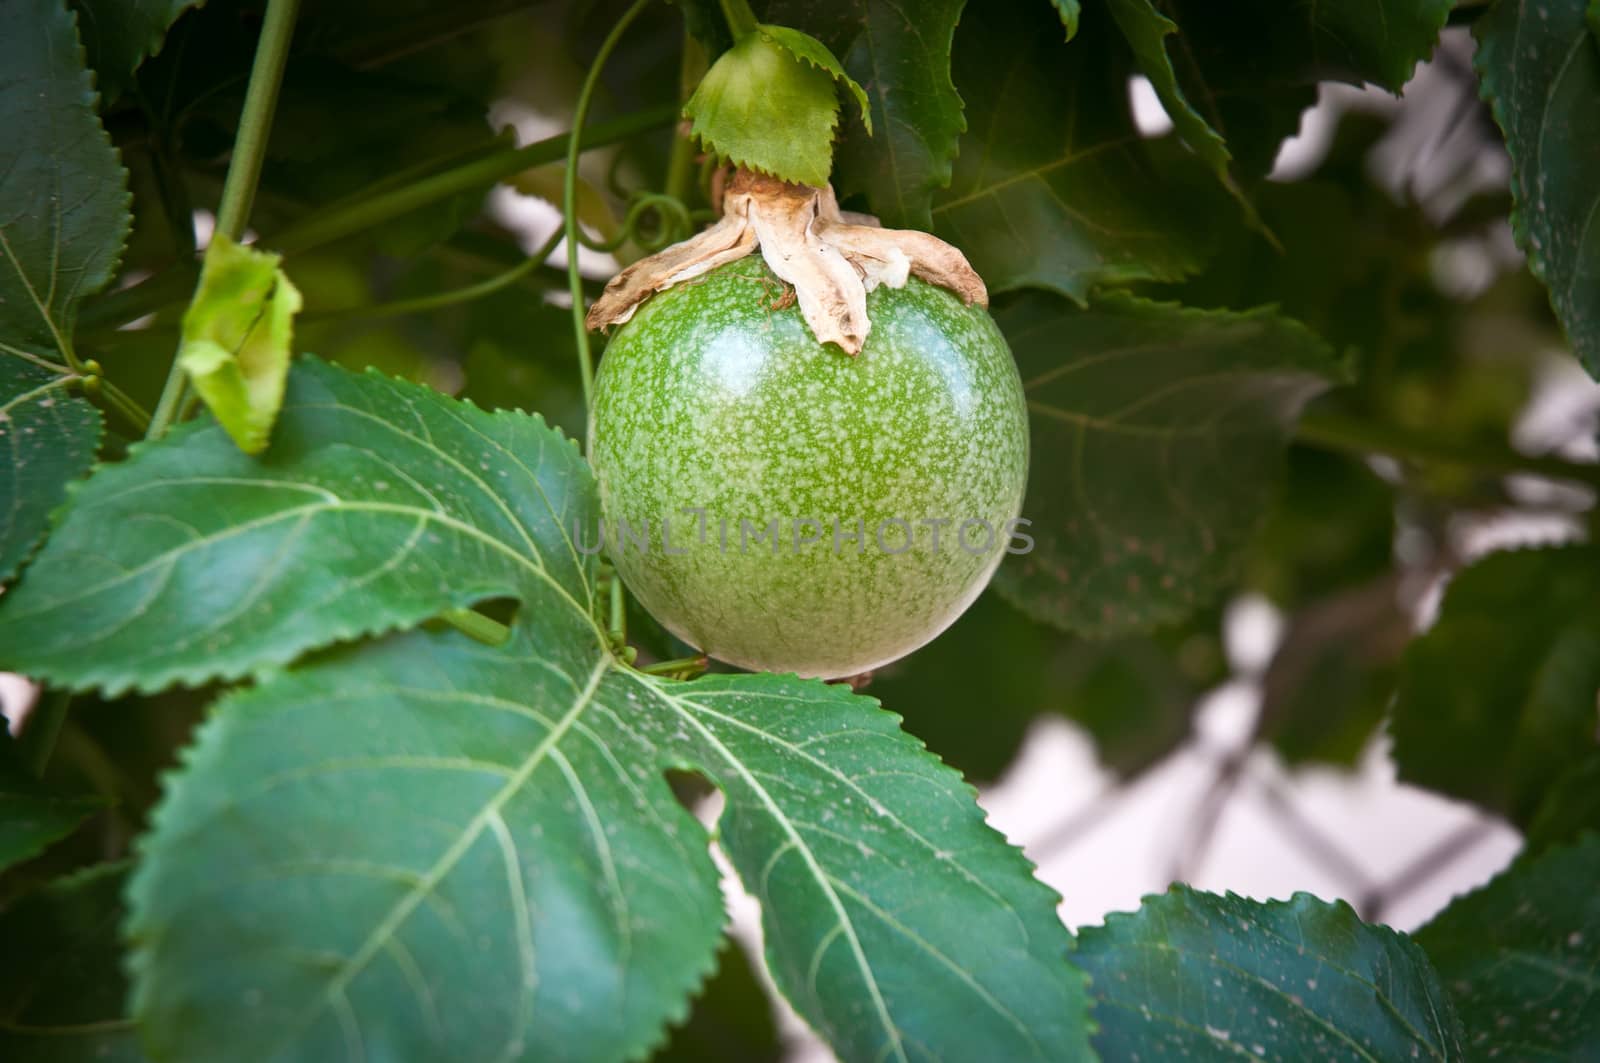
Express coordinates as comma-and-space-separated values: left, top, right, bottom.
147, 0, 301, 441
1295, 411, 1600, 488
566, 0, 655, 424
718, 0, 760, 38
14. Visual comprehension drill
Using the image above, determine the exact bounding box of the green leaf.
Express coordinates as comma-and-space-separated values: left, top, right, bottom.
1524, 753, 1600, 855
24, 358, 1093, 1061
1104, 0, 1259, 226
992, 293, 1343, 636
1076, 888, 1467, 1060
1416, 836, 1600, 1060
0, 0, 131, 369
654, 940, 782, 1063
1156, 0, 1453, 175
1052, 0, 1080, 39
71, 0, 202, 102
1474, 0, 1600, 377
0, 733, 101, 874
0, 360, 102, 584
0, 863, 142, 1062
177, 236, 304, 454
1391, 546, 1600, 825
764, 0, 966, 227
760, 25, 870, 132
931, 2, 1205, 302
684, 30, 844, 186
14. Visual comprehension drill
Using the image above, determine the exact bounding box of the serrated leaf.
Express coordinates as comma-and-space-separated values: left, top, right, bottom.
0, 0, 131, 368
684, 30, 842, 186
1416, 836, 1600, 1060
654, 940, 782, 1063
0, 863, 143, 1062
0, 359, 102, 584
22, 358, 1094, 1061
71, 0, 202, 102
0, 732, 101, 873
1076, 888, 1467, 1060
764, 0, 965, 228
992, 293, 1343, 636
1157, 0, 1453, 175
177, 236, 303, 454
1104, 0, 1263, 231
930, 1, 1205, 302
760, 24, 870, 133
1391, 546, 1600, 825
1475, 0, 1600, 377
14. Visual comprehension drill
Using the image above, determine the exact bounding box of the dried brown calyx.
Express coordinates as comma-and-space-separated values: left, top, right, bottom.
584, 169, 987, 355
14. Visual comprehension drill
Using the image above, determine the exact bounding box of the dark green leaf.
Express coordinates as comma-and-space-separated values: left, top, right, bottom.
1524, 753, 1600, 855
931, 1, 1205, 301
71, 0, 201, 102
0, 863, 142, 1062
1076, 888, 1467, 1060
0, 0, 131, 366
763, 0, 966, 227
1475, 0, 1600, 377
993, 293, 1343, 636
0, 733, 101, 874
1391, 546, 1600, 825
1416, 835, 1600, 1061
1158, 0, 1453, 175
0, 360, 102, 584
80, 359, 1093, 1061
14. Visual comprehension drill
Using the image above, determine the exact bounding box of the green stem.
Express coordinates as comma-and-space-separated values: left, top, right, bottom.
21, 689, 71, 777
438, 608, 511, 646
567, 0, 656, 419
639, 654, 709, 678
214, 0, 302, 241
718, 0, 760, 37
95, 377, 152, 433
146, 0, 301, 441
81, 107, 675, 336
1295, 412, 1600, 489
302, 227, 565, 325
664, 31, 706, 206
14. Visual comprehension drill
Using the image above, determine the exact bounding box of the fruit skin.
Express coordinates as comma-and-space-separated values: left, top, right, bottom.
588, 256, 1028, 678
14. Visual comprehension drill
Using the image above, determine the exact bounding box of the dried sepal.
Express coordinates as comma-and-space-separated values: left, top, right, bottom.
586, 170, 987, 355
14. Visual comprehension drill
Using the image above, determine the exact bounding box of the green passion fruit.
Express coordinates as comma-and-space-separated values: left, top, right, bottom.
588, 256, 1029, 678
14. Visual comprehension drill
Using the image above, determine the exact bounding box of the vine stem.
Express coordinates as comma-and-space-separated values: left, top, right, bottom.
21, 689, 71, 778
567, 0, 656, 420
146, 0, 302, 441
1295, 411, 1600, 489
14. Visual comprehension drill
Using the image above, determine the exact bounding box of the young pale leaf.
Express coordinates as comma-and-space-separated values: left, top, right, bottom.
1416, 836, 1600, 1060
1156, 0, 1453, 175
1475, 0, 1600, 377
0, 863, 141, 1062
71, 0, 203, 101
684, 30, 844, 187
0, 733, 102, 872
1051, 0, 1080, 39
764, 0, 966, 228
1075, 888, 1467, 1060
993, 294, 1343, 636
0, 359, 102, 583
1390, 546, 1600, 825
0, 0, 131, 366
177, 235, 304, 454
931, 1, 1206, 301
58, 359, 1093, 1061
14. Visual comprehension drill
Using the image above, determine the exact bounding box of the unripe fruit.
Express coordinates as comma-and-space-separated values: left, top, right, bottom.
589, 256, 1028, 678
